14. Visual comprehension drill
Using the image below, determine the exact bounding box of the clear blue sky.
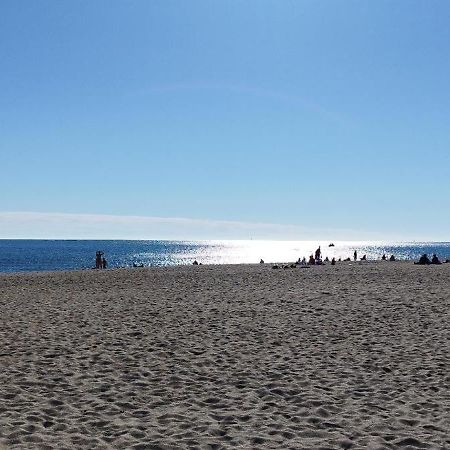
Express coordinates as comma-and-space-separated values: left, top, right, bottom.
1, 1, 449, 239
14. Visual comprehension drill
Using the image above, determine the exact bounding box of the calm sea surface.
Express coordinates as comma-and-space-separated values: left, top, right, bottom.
0, 240, 449, 273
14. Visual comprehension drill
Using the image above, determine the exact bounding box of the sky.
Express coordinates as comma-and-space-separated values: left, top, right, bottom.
1, 0, 449, 240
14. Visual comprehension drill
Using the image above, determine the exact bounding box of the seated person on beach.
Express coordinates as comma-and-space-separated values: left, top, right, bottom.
389, 255, 396, 261
331, 257, 336, 265
431, 254, 442, 264
381, 254, 387, 260
360, 254, 367, 261
344, 257, 351, 261
260, 259, 264, 264
193, 260, 199, 265
297, 257, 308, 266
324, 256, 329, 262
308, 255, 315, 265
415, 254, 431, 265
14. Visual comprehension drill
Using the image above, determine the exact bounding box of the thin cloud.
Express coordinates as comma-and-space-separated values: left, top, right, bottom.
133, 82, 354, 128
0, 211, 380, 240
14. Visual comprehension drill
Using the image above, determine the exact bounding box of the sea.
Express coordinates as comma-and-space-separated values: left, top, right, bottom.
0, 240, 449, 273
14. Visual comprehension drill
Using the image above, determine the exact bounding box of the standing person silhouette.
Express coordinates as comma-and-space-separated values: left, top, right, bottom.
95, 251, 104, 269
315, 246, 321, 260
353, 250, 357, 261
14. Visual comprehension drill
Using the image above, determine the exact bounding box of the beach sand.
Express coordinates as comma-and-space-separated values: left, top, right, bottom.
1, 262, 449, 449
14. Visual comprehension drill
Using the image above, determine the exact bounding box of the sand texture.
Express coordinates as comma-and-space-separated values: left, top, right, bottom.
1, 262, 449, 449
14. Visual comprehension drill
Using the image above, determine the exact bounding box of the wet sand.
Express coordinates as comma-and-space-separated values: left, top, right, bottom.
1, 262, 449, 449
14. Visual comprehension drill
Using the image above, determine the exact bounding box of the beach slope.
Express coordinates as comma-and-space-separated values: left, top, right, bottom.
1, 262, 449, 449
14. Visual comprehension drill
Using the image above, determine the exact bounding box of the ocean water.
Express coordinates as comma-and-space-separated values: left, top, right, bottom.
0, 240, 449, 273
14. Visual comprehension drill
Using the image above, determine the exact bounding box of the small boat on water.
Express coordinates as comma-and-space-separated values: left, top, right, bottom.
329, 243, 335, 247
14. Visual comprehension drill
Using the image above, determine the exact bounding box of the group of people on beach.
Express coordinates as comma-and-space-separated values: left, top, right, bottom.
95, 251, 107, 269
277, 246, 403, 268
293, 247, 447, 267
307, 248, 402, 265
127, 248, 448, 269
415, 253, 446, 265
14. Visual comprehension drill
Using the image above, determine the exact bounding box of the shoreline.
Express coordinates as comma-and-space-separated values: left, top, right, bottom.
0, 258, 448, 277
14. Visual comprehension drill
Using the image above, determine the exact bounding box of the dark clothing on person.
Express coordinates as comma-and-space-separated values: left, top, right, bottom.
431, 254, 442, 265
95, 251, 103, 269
315, 247, 321, 260
415, 254, 431, 265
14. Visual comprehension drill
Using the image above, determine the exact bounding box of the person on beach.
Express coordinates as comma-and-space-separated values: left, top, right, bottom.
315, 246, 321, 260
390, 255, 396, 261
102, 257, 107, 269
95, 251, 103, 269
331, 257, 336, 265
381, 254, 387, 260
308, 255, 315, 265
431, 254, 442, 264
353, 250, 357, 261
415, 254, 431, 265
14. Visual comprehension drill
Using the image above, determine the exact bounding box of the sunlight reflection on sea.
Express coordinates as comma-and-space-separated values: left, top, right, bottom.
0, 240, 449, 272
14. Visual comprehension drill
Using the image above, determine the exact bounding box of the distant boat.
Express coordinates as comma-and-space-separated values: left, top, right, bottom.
329, 243, 335, 247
